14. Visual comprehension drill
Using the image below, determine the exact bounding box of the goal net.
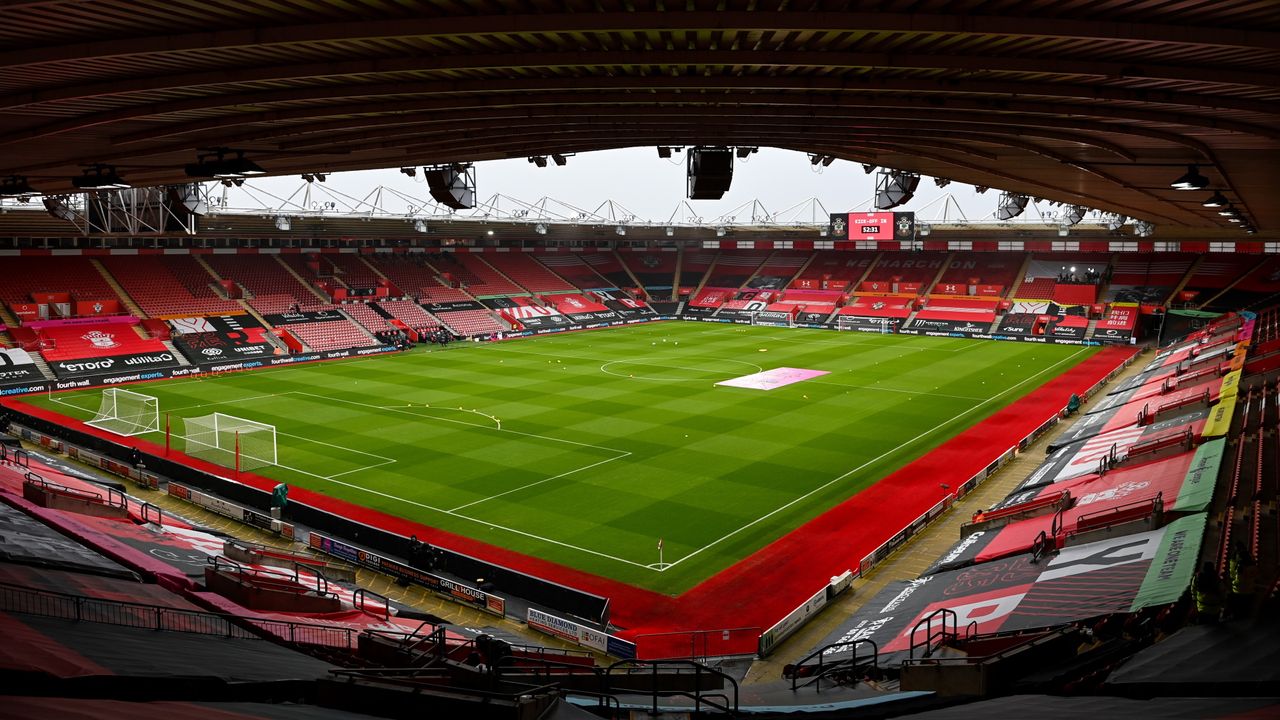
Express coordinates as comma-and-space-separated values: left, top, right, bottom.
836, 315, 895, 333
182, 412, 277, 471
750, 310, 795, 328
86, 388, 160, 436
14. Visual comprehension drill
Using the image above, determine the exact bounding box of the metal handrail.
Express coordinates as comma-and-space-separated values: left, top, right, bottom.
496, 654, 605, 683
909, 608, 957, 661
606, 659, 739, 715
207, 555, 335, 598
0, 581, 358, 649
788, 638, 879, 691
633, 625, 762, 661
24, 472, 128, 510
140, 501, 164, 526
352, 587, 390, 620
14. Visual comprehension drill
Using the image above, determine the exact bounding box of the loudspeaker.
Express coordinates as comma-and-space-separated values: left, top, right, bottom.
875, 172, 920, 210
687, 147, 734, 200
425, 166, 475, 210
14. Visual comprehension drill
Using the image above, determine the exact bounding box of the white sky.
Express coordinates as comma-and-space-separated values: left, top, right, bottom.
233, 147, 1002, 225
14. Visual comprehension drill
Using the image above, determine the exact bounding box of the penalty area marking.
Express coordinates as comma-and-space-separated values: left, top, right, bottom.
296, 391, 628, 455
311, 473, 658, 571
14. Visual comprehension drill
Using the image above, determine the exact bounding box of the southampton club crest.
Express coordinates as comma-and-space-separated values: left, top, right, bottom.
831, 216, 847, 238
81, 330, 119, 349
896, 214, 915, 238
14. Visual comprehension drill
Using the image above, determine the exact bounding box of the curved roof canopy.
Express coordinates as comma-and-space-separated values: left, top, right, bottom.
0, 1, 1277, 233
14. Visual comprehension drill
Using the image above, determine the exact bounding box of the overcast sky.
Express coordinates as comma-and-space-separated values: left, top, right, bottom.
225, 147, 1015, 226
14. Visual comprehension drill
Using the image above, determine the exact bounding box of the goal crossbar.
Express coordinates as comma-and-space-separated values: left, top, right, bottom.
182, 412, 277, 471
86, 388, 160, 437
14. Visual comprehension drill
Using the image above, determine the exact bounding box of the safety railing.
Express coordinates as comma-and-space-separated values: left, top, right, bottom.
634, 626, 762, 661
139, 501, 164, 526
606, 659, 739, 716
788, 639, 878, 691
23, 471, 128, 510
208, 555, 334, 599
909, 608, 958, 661
0, 581, 358, 648
0, 444, 29, 467
352, 587, 390, 620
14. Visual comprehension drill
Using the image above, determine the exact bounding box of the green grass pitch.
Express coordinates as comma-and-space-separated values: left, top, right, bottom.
34, 322, 1096, 594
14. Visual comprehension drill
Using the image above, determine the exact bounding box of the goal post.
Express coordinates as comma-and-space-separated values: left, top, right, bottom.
182, 412, 277, 471
749, 310, 795, 328
86, 388, 160, 436
836, 315, 896, 334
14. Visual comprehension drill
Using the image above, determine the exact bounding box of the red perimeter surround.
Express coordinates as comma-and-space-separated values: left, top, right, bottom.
5, 345, 1136, 657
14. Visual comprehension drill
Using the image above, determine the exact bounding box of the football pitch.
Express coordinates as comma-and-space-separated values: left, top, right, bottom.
34, 322, 1096, 594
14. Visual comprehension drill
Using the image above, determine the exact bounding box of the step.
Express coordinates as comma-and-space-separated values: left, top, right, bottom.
162, 339, 190, 366
88, 258, 146, 318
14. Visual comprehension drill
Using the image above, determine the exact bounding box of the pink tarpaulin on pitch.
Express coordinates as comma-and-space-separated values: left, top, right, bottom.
716, 367, 829, 390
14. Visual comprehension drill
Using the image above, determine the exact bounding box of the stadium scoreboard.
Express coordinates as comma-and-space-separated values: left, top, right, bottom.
828, 211, 916, 240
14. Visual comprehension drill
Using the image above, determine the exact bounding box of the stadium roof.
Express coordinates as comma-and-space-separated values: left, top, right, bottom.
1, 2, 1277, 235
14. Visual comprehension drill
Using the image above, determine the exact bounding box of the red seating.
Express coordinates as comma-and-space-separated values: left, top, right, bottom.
706, 251, 769, 288
366, 254, 449, 298
1014, 277, 1056, 300
102, 256, 238, 317
431, 254, 523, 296
249, 293, 330, 316
863, 252, 948, 286
546, 294, 608, 314
839, 295, 913, 318
483, 253, 576, 293
678, 252, 718, 289
936, 253, 1022, 291
915, 298, 999, 323
783, 289, 844, 304
288, 319, 373, 352
327, 254, 382, 289
1110, 254, 1195, 288
690, 287, 734, 308
536, 253, 612, 290
419, 285, 473, 303
753, 251, 810, 284
1053, 283, 1097, 305
379, 300, 440, 329
618, 249, 679, 290
38, 323, 168, 361
435, 309, 503, 336
0, 256, 125, 313
1183, 256, 1258, 292
791, 251, 876, 292
342, 303, 393, 333
580, 251, 632, 288
204, 255, 327, 312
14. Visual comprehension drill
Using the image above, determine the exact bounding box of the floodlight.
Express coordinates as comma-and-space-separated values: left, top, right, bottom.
72, 164, 129, 190
1170, 164, 1208, 190
0, 175, 37, 197
1202, 191, 1228, 208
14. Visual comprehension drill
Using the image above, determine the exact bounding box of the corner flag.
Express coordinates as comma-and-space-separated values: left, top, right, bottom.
657, 538, 663, 551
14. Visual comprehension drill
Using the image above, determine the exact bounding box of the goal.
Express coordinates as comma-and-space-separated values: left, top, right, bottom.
836, 315, 895, 334
749, 310, 795, 328
182, 412, 277, 471
86, 388, 160, 436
